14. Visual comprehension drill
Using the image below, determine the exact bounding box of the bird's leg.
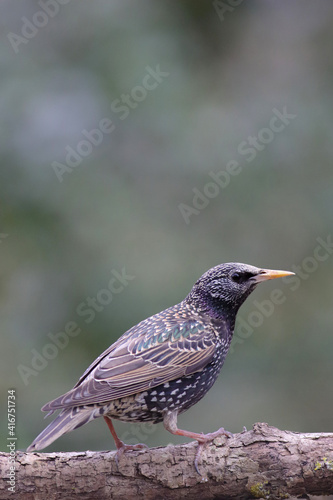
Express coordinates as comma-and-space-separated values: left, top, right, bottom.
163, 411, 233, 475
103, 416, 148, 467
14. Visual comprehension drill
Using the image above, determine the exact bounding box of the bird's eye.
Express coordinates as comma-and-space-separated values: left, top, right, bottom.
231, 272, 242, 283
231, 271, 254, 284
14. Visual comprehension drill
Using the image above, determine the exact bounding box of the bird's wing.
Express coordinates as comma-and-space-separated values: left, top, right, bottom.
42, 312, 224, 411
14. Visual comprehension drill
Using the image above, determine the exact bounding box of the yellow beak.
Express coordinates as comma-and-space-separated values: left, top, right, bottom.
253, 268, 295, 283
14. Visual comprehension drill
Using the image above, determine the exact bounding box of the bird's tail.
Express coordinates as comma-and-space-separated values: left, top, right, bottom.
27, 406, 101, 452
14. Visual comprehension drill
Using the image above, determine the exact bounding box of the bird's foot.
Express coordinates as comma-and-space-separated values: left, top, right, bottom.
114, 441, 149, 468
194, 427, 233, 475
104, 416, 148, 468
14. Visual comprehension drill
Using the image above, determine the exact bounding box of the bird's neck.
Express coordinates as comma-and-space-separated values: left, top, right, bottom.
185, 290, 239, 332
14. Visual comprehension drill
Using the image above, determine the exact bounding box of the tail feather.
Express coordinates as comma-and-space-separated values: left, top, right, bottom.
27, 406, 102, 452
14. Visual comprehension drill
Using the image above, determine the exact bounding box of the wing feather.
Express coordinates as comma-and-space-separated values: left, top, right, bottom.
42, 308, 225, 412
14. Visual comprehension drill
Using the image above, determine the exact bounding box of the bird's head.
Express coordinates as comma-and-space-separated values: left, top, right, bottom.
186, 262, 294, 321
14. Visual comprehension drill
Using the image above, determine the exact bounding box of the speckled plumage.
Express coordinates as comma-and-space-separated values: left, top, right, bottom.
27, 263, 293, 471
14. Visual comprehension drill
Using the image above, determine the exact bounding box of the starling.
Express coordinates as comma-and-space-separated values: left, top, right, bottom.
27, 263, 293, 472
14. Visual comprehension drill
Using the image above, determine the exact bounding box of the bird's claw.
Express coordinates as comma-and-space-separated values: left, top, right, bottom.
194, 427, 233, 475
194, 442, 207, 475
114, 442, 148, 469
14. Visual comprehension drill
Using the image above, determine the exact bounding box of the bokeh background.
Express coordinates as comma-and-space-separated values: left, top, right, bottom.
1, 0, 332, 455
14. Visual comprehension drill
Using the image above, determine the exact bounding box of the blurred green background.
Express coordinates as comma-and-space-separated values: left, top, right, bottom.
1, 0, 332, 454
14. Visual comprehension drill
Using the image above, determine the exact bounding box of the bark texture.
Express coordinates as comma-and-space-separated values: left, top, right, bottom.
1, 423, 333, 500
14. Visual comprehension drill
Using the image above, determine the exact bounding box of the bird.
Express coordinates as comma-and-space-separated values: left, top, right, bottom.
27, 262, 294, 473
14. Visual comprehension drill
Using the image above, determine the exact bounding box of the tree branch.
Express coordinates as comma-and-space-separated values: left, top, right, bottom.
1, 423, 333, 499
